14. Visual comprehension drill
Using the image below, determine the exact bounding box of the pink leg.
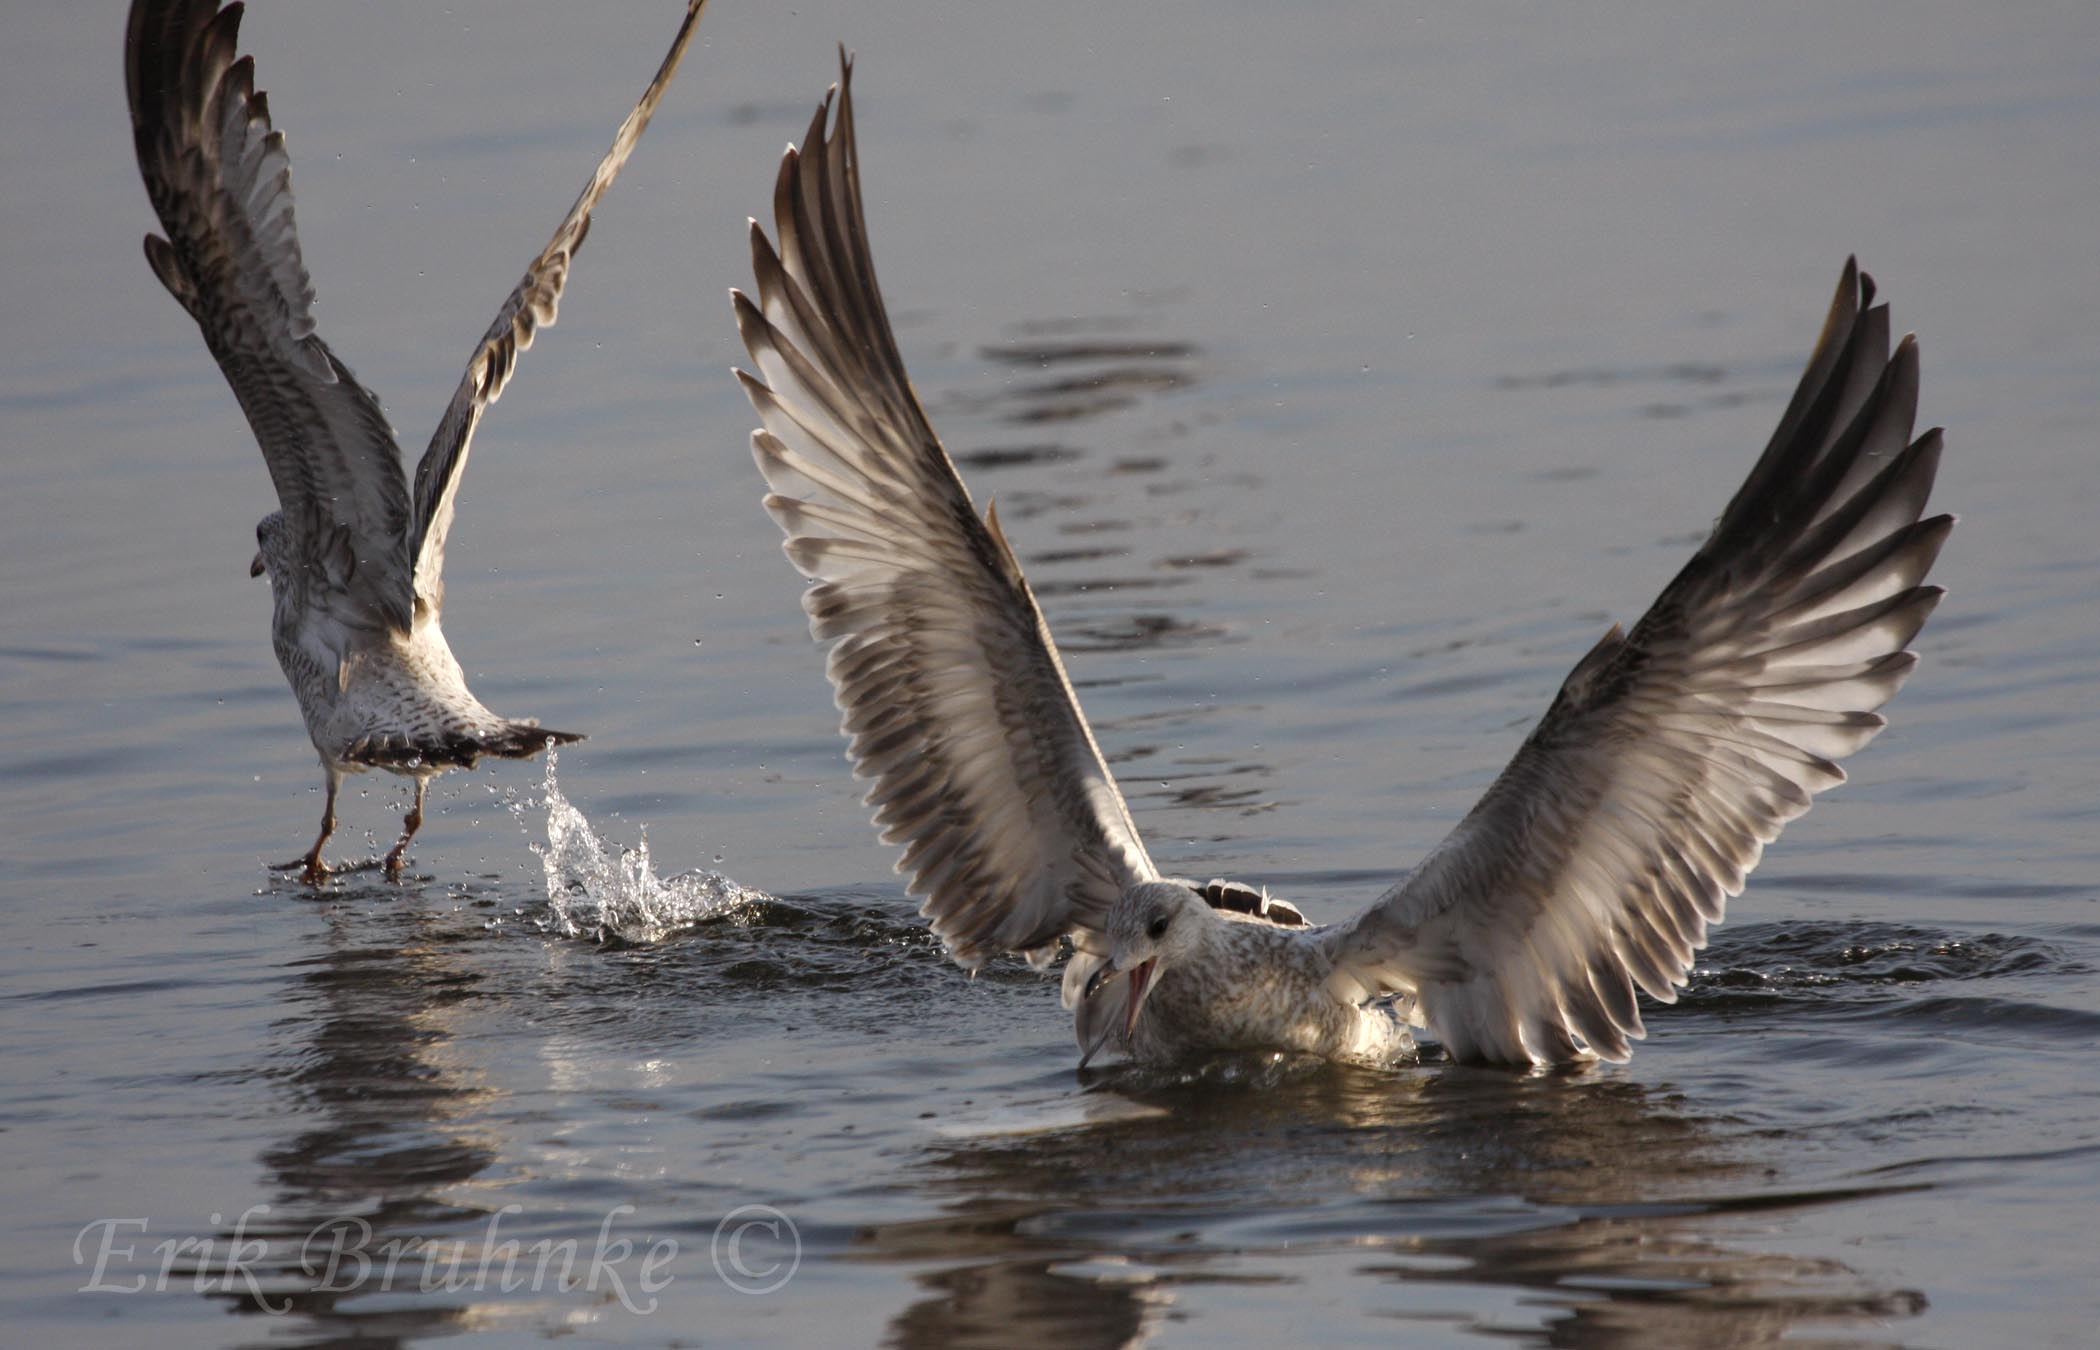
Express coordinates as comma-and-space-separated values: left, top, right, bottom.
298, 767, 343, 884
384, 777, 428, 880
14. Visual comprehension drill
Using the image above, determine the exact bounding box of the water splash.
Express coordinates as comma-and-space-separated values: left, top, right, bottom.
514, 752, 767, 944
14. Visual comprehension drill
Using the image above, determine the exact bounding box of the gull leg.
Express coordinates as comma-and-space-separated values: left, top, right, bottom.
278, 763, 343, 884
384, 777, 428, 880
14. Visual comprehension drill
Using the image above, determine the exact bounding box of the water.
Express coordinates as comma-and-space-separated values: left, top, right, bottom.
527, 754, 768, 945
4, 1, 2098, 1344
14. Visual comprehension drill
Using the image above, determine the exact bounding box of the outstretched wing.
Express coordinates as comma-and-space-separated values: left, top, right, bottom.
128, 0, 413, 633
1326, 260, 1951, 1065
409, 0, 707, 612
732, 57, 1160, 968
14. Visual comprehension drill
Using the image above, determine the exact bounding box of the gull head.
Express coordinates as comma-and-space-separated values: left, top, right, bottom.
251, 511, 287, 583
1085, 880, 1214, 1045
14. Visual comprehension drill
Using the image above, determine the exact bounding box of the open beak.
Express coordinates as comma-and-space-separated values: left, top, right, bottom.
1079, 1014, 1117, 1069
1078, 956, 1159, 1067
249, 551, 265, 578
1122, 959, 1155, 1041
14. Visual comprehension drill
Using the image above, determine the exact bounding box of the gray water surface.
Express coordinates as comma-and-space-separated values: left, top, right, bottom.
4, 2, 2098, 1344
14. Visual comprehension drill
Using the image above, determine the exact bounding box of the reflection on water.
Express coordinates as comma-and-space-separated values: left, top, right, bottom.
919, 311, 1287, 832
1055, 611, 1226, 652
1493, 361, 1729, 391
939, 321, 1203, 429
995, 368, 1197, 425
209, 897, 510, 1336
865, 1065, 1928, 1348
954, 444, 1085, 470
982, 338, 1202, 366
1493, 357, 1773, 426
869, 1204, 1166, 1349
1374, 1196, 1929, 1350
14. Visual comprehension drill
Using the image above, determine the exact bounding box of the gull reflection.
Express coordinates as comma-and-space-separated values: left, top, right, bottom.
204, 886, 517, 1338
863, 1061, 1926, 1348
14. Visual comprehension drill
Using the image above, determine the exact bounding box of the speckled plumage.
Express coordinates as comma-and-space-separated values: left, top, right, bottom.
1102, 888, 1417, 1067
127, 0, 707, 879
737, 60, 1950, 1068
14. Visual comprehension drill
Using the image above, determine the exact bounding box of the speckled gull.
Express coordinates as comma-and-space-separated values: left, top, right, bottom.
126, 0, 706, 882
732, 58, 1951, 1068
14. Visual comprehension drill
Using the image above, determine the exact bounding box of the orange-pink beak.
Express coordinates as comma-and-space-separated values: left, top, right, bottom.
1122, 959, 1156, 1041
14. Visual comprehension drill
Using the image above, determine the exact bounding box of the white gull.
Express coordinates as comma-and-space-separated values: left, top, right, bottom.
125, 0, 706, 882
731, 59, 1951, 1068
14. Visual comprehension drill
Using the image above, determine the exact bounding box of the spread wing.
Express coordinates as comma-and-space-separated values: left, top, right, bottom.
732, 57, 1159, 968
127, 0, 414, 634
1326, 260, 1951, 1065
408, 0, 706, 613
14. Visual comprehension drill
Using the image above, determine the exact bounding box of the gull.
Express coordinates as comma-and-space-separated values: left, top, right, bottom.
126, 0, 706, 882
732, 59, 1951, 1068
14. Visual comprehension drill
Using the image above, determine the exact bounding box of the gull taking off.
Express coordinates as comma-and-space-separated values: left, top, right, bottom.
733, 59, 1950, 1067
126, 0, 706, 882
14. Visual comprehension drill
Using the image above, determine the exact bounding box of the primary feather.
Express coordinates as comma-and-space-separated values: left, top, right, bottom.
732, 58, 1158, 969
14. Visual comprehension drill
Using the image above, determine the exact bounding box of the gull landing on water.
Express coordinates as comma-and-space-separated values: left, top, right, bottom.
733, 58, 1953, 1068
125, 0, 707, 882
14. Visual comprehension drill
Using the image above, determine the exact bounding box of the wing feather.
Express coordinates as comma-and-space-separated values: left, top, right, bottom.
1327, 260, 1952, 1064
407, 0, 706, 611
127, 0, 413, 632
734, 57, 1158, 967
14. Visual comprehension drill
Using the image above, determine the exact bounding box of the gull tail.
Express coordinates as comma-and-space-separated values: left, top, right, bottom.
343, 724, 583, 772
483, 723, 585, 761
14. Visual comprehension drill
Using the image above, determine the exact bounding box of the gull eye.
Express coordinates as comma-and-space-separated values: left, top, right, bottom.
1146, 915, 1170, 940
